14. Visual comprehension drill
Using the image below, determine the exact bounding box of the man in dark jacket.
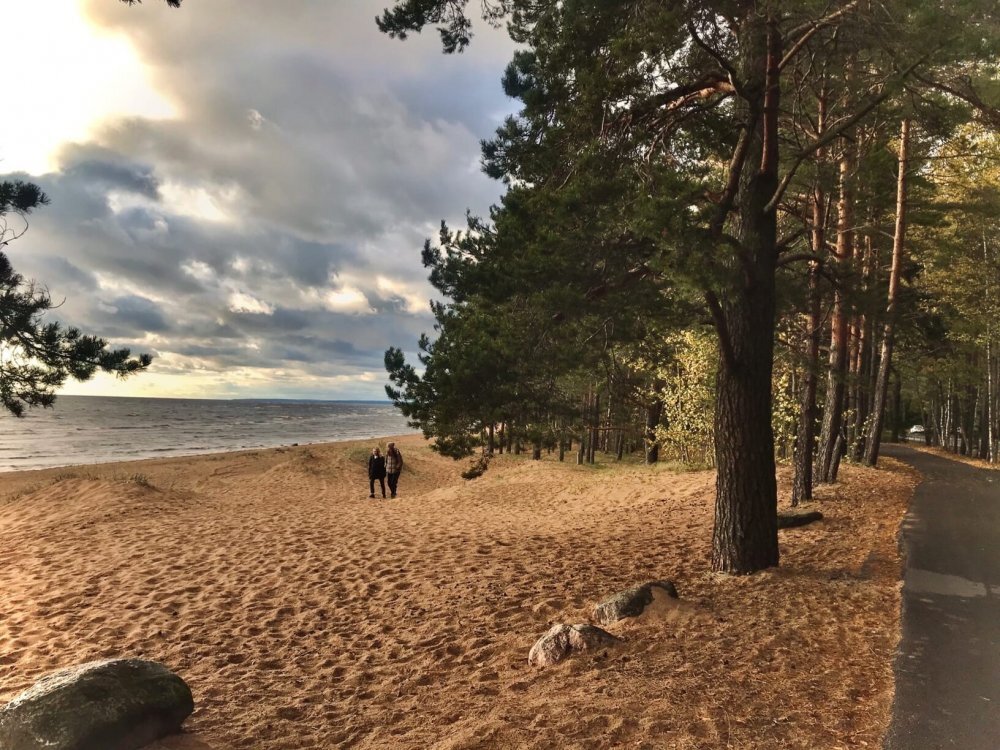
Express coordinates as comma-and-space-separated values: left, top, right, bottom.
385, 442, 403, 498
368, 447, 387, 498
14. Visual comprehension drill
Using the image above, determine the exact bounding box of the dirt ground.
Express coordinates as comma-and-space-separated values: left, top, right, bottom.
0, 436, 918, 749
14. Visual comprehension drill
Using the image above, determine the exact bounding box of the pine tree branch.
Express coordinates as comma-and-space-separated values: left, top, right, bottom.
776, 251, 824, 267
711, 119, 754, 238
764, 54, 928, 214
705, 290, 737, 371
686, 19, 745, 98
776, 229, 808, 253
626, 75, 736, 124
911, 71, 1000, 129
785, 0, 859, 46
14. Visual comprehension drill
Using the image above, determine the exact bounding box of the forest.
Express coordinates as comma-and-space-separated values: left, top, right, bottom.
379, 1, 1000, 573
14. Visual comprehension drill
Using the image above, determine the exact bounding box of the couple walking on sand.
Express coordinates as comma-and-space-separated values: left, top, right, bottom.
368, 442, 403, 499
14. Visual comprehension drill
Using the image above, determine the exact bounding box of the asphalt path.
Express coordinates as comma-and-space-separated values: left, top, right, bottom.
882, 444, 1000, 749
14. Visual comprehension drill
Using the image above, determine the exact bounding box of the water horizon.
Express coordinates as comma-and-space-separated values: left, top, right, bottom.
0, 395, 416, 473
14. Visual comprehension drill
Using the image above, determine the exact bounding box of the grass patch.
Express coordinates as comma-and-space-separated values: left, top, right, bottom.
127, 473, 154, 488
653, 459, 714, 473
346, 444, 380, 463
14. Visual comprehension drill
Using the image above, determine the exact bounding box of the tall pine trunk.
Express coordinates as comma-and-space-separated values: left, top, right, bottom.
792, 170, 825, 505
792, 87, 829, 505
710, 15, 780, 574
864, 119, 910, 466
645, 380, 665, 464
815, 148, 855, 483
851, 233, 876, 462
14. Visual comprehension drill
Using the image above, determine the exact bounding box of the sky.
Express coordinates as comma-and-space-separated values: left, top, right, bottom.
1, 0, 514, 400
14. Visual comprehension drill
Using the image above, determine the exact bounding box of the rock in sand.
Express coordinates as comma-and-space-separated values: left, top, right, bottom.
528, 623, 620, 667
0, 658, 194, 750
593, 580, 679, 626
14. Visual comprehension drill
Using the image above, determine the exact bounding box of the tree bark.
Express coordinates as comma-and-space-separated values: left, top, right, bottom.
710, 14, 780, 574
851, 229, 877, 460
847, 318, 861, 451
645, 384, 664, 464
587, 393, 601, 464
864, 118, 910, 466
792, 267, 821, 506
816, 147, 855, 483
792, 91, 827, 506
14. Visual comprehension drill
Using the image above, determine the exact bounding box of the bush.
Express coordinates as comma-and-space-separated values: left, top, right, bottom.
461, 454, 491, 480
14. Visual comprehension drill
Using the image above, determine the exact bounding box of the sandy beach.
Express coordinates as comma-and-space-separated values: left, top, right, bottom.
0, 435, 917, 749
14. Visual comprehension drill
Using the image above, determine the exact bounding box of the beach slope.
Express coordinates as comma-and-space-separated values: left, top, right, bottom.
0, 436, 916, 749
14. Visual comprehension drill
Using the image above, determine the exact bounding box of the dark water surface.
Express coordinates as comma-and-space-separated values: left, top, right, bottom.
0, 396, 415, 472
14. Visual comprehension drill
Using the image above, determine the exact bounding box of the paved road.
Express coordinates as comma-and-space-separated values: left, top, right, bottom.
882, 445, 1000, 749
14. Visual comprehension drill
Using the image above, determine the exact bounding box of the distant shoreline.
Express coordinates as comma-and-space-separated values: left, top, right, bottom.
0, 399, 413, 473
47, 394, 393, 404
0, 432, 422, 478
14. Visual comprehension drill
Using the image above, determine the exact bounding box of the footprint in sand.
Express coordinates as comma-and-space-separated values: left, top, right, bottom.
275, 705, 305, 721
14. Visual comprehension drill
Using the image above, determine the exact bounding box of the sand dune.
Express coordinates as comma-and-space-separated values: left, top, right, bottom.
0, 436, 916, 749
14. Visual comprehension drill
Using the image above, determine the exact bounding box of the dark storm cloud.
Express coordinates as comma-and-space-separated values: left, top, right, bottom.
267, 238, 358, 289
226, 307, 313, 334
99, 294, 171, 333
364, 289, 415, 315
34, 256, 98, 292
60, 145, 160, 199
262, 337, 367, 365
4, 1, 514, 397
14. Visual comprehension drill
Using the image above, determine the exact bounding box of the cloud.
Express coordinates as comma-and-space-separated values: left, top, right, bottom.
98, 294, 172, 333
60, 144, 160, 199
227, 291, 275, 316
2, 1, 514, 399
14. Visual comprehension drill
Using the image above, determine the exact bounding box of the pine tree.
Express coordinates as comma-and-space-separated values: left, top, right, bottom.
379, 0, 1000, 572
0, 181, 151, 417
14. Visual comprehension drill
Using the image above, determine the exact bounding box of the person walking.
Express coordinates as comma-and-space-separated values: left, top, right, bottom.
385, 442, 403, 498
368, 446, 386, 498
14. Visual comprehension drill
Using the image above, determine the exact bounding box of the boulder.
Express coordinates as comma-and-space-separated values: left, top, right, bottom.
777, 510, 824, 529
592, 580, 679, 626
0, 659, 194, 750
528, 623, 619, 667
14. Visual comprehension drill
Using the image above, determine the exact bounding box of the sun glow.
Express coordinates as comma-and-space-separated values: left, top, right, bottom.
0, 0, 174, 175
60, 367, 388, 400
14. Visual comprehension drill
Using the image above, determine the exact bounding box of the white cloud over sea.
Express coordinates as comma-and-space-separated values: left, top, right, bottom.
2, 0, 514, 400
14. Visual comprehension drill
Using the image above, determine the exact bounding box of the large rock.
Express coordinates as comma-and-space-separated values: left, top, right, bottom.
0, 659, 194, 750
777, 510, 824, 529
592, 580, 679, 626
528, 624, 619, 667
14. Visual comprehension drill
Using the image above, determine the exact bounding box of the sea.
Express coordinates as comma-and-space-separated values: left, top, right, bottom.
0, 396, 417, 472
